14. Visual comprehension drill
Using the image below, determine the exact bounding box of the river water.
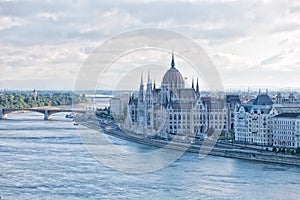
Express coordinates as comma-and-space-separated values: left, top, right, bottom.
1, 112, 300, 200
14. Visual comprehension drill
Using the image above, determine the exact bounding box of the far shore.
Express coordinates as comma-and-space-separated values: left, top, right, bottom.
11, 102, 91, 110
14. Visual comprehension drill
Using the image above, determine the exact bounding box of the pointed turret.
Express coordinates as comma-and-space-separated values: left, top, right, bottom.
147, 70, 150, 84
140, 71, 143, 86
146, 71, 151, 90
196, 78, 200, 98
146, 71, 152, 107
192, 78, 194, 90
129, 93, 134, 104
138, 71, 144, 104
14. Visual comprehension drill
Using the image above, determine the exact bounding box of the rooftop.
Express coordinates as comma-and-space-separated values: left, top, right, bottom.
274, 113, 300, 119
253, 94, 273, 106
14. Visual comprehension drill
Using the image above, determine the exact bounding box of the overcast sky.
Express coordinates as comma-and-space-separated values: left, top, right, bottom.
0, 0, 299, 91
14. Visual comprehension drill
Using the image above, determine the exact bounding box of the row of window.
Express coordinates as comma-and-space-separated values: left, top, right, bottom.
273, 131, 295, 135
274, 136, 295, 140
274, 141, 296, 147
274, 120, 296, 125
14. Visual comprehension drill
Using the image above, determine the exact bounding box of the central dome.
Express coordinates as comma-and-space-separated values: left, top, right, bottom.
162, 53, 184, 90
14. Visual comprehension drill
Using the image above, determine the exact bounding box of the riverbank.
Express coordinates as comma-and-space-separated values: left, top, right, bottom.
75, 115, 300, 167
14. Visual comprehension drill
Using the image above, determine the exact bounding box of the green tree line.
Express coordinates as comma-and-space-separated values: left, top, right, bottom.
0, 93, 88, 108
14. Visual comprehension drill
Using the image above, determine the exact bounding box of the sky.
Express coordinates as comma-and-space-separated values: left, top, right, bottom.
0, 0, 300, 91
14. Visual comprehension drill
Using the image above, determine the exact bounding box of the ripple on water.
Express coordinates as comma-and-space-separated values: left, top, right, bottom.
1, 112, 300, 200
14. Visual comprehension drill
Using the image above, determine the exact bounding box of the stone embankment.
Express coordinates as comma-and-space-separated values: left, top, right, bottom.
76, 116, 300, 167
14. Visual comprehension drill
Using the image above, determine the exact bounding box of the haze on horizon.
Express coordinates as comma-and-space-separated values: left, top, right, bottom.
0, 0, 300, 91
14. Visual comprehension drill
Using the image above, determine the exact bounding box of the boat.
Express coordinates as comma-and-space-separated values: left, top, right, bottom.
66, 113, 74, 119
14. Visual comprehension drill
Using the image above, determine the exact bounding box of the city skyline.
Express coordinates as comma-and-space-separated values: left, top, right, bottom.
1, 0, 300, 90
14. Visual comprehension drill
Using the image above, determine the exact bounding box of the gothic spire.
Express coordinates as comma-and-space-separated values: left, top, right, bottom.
171, 51, 175, 68
140, 71, 143, 86
147, 70, 150, 84
196, 78, 200, 98
138, 71, 144, 103
192, 78, 194, 90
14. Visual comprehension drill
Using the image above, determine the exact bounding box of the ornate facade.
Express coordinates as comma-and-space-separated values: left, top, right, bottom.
126, 53, 209, 141
234, 93, 278, 146
273, 113, 300, 149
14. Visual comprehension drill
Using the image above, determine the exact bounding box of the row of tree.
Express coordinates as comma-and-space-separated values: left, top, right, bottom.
0, 92, 88, 108
272, 147, 300, 155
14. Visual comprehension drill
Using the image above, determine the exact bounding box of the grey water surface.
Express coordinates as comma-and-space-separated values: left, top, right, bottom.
1, 112, 299, 200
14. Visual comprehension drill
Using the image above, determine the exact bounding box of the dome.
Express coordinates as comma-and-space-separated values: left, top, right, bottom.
162, 68, 184, 86
162, 53, 184, 90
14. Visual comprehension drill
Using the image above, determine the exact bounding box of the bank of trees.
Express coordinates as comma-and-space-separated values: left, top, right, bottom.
0, 92, 88, 108
272, 147, 300, 155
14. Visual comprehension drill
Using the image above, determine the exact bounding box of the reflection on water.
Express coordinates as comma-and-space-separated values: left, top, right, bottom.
0, 112, 300, 199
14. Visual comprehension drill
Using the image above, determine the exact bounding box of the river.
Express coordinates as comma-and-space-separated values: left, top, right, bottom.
0, 112, 300, 200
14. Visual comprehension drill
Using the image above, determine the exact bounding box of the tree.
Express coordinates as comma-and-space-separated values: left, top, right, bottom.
0, 92, 87, 108
296, 147, 300, 154
281, 148, 286, 153
291, 150, 296, 155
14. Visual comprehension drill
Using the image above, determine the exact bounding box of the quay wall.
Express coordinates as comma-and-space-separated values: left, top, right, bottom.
77, 117, 300, 167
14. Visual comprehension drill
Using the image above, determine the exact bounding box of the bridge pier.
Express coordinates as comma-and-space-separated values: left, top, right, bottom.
44, 110, 52, 120
0, 108, 7, 119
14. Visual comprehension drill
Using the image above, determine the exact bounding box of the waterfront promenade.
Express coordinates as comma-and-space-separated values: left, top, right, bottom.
75, 115, 300, 167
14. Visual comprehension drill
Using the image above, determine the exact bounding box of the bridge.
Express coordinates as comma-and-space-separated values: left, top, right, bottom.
0, 108, 87, 120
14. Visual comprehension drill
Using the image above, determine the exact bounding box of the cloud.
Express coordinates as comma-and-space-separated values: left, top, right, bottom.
260, 48, 300, 71
0, 42, 97, 84
0, 0, 300, 89
212, 52, 255, 71
0, 16, 24, 30
35, 12, 59, 22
